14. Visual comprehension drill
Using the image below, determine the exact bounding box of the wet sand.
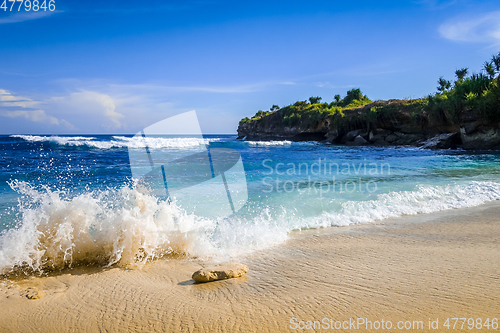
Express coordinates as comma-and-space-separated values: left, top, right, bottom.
1, 201, 499, 332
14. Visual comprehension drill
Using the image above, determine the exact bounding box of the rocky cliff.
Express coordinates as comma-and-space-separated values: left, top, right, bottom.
237, 100, 500, 150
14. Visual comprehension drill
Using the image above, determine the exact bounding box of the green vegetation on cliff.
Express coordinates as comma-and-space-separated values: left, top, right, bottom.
426, 54, 500, 123
239, 88, 372, 126
239, 52, 500, 129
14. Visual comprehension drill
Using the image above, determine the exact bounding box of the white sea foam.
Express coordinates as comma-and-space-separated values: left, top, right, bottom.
10, 135, 221, 150
247, 140, 292, 146
111, 136, 220, 149
300, 181, 500, 229
11, 135, 95, 143
1, 180, 499, 275
0, 181, 287, 274
246, 140, 320, 147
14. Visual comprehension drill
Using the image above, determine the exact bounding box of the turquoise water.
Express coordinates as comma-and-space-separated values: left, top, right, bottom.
0, 134, 499, 274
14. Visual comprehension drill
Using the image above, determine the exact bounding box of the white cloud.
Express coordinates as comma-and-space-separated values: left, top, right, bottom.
1, 78, 299, 134
0, 89, 16, 101
1, 110, 59, 125
1, 88, 126, 132
0, 89, 75, 128
0, 89, 39, 108
48, 91, 124, 129
0, 11, 59, 24
439, 11, 500, 45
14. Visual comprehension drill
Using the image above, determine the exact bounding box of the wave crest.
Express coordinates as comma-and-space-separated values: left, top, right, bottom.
0, 181, 288, 275
10, 135, 221, 150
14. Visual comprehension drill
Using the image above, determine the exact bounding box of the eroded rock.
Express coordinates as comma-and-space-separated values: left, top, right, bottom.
460, 127, 500, 150
192, 263, 249, 283
421, 133, 459, 149
353, 135, 369, 145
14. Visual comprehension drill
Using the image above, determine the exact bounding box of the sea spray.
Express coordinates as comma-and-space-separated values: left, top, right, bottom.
0, 181, 289, 275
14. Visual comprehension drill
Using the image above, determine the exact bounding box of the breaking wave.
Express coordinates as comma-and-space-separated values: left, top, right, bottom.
0, 181, 287, 275
1, 179, 499, 275
10, 135, 222, 150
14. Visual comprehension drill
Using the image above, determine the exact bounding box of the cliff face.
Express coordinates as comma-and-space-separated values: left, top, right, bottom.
237, 110, 329, 141
459, 110, 500, 149
237, 100, 500, 150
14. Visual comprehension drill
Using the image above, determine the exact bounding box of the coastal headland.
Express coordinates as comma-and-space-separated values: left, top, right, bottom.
238, 53, 500, 150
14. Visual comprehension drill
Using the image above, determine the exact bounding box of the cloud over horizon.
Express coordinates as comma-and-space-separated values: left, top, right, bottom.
0, 89, 70, 128
49, 91, 124, 129
0, 89, 127, 132
2, 110, 59, 125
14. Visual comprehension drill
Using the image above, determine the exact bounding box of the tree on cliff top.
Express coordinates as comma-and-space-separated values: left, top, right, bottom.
270, 104, 280, 111
309, 96, 322, 104
429, 51, 500, 123
332, 88, 372, 108
437, 77, 451, 92
492, 53, 500, 77
484, 61, 496, 79
455, 68, 468, 82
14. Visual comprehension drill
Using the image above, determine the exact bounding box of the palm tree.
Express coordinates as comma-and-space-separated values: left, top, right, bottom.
455, 68, 468, 81
334, 94, 341, 103
491, 53, 500, 72
491, 52, 500, 80
309, 96, 322, 104
484, 61, 495, 78
437, 77, 451, 92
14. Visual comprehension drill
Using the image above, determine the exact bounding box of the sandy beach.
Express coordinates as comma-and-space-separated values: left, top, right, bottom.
1, 201, 499, 332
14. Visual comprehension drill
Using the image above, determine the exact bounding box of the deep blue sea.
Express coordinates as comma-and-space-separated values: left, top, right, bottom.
1, 134, 499, 274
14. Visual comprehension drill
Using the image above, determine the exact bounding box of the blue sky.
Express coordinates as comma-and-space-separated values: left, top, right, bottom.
0, 0, 499, 134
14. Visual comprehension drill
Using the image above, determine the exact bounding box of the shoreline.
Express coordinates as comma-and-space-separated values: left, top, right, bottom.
1, 201, 499, 332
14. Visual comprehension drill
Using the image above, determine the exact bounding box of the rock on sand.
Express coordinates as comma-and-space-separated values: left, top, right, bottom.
192, 263, 249, 283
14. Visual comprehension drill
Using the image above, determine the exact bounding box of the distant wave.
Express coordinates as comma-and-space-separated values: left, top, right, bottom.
246, 140, 321, 147
247, 141, 293, 146
10, 135, 222, 150
11, 135, 95, 142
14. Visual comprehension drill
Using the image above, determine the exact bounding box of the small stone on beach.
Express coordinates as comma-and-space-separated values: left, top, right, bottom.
192, 263, 249, 283
21, 287, 43, 300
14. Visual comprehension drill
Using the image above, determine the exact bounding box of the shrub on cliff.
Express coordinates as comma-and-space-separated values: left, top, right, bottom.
331, 88, 372, 108
238, 88, 372, 128
427, 52, 500, 123
240, 109, 276, 124
239, 117, 251, 124
308, 96, 322, 104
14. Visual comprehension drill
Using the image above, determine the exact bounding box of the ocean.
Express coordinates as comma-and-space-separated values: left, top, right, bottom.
1, 134, 499, 274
